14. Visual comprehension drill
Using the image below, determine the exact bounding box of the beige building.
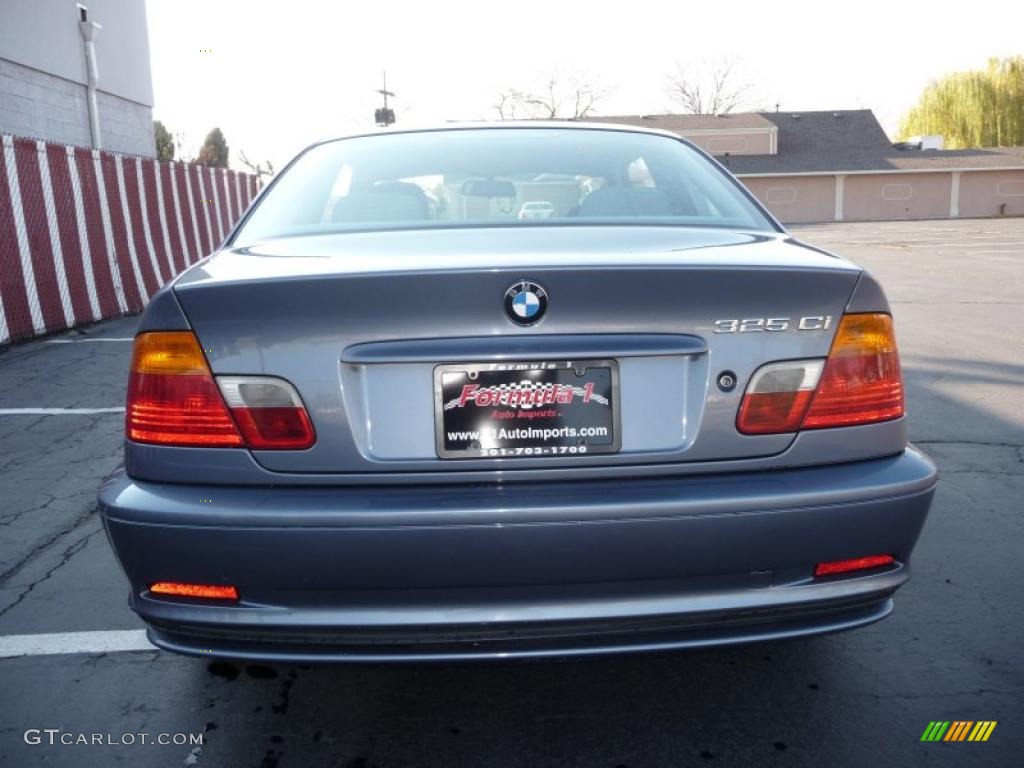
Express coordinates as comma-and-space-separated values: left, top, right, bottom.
588, 111, 1024, 224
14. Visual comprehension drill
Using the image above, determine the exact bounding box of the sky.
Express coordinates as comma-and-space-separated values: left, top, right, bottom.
146, 0, 1024, 171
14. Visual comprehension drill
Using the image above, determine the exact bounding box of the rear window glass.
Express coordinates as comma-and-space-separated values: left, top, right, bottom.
232, 128, 775, 245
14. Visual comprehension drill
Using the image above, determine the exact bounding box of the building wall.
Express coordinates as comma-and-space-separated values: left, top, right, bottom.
741, 176, 836, 223
0, 0, 154, 106
94, 90, 157, 157
739, 169, 1024, 224
843, 173, 952, 221
959, 171, 1024, 218
681, 130, 775, 156
0, 58, 91, 146
0, 59, 155, 157
0, 0, 156, 156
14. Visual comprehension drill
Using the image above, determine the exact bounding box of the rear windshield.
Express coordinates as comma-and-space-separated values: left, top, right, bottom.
232, 128, 776, 245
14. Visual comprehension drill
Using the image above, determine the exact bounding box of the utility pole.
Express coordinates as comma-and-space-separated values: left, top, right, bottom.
375, 71, 396, 127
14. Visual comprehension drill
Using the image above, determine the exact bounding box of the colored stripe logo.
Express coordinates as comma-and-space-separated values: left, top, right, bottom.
920, 721, 997, 742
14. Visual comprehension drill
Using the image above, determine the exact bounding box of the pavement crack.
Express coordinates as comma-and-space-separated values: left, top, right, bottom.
891, 300, 1023, 305
913, 440, 1024, 449
0, 495, 58, 527
868, 688, 1020, 701
0, 504, 98, 586
0, 522, 101, 621
939, 469, 1024, 476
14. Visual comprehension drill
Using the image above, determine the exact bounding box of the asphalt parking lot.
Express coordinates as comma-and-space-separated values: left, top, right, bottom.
0, 217, 1021, 767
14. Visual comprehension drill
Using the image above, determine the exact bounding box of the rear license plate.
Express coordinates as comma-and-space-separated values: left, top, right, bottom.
434, 360, 620, 459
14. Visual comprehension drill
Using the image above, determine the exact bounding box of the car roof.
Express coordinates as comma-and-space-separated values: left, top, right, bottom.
314, 121, 687, 147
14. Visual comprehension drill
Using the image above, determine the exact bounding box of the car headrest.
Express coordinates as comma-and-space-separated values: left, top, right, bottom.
329, 182, 430, 223
576, 187, 675, 218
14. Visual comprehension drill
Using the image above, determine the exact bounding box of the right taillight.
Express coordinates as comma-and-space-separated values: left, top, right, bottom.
736, 359, 824, 435
736, 313, 904, 435
801, 313, 904, 429
126, 332, 315, 449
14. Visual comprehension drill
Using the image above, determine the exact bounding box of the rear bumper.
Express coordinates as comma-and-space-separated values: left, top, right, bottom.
99, 448, 936, 662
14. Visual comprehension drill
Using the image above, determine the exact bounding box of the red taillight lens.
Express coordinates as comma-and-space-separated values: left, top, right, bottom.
126, 332, 243, 446
802, 313, 904, 429
736, 360, 824, 435
150, 581, 239, 600
216, 377, 316, 450
231, 407, 315, 449
126, 334, 315, 449
814, 554, 895, 577
735, 313, 904, 435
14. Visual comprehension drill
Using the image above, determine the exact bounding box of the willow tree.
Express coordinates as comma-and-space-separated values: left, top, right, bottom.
899, 57, 1024, 148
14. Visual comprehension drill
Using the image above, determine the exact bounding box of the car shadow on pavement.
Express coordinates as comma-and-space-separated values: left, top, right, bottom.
196, 636, 852, 767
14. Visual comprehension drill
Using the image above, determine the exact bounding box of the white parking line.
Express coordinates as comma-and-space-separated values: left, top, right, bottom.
45, 337, 133, 343
0, 630, 154, 658
0, 408, 124, 415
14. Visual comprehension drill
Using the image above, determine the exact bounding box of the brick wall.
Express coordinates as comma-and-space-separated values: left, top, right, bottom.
0, 133, 260, 345
95, 91, 157, 158
0, 58, 155, 157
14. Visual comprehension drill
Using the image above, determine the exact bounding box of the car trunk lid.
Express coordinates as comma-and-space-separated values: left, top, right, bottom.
172, 226, 860, 474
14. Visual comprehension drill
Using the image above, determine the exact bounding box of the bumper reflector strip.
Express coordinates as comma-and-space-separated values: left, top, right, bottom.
149, 582, 239, 600
814, 554, 895, 577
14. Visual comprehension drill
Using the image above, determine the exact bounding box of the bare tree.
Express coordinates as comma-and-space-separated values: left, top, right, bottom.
494, 74, 609, 120
568, 80, 605, 120
665, 58, 753, 115
493, 89, 528, 120
521, 77, 562, 119
239, 150, 275, 182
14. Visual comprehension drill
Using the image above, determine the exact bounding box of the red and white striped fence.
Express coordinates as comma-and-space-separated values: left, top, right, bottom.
0, 134, 260, 345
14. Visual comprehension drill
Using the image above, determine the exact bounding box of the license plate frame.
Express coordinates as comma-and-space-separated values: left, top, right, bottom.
434, 360, 621, 460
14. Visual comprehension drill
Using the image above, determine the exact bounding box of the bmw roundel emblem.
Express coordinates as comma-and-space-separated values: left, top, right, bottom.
504, 280, 548, 325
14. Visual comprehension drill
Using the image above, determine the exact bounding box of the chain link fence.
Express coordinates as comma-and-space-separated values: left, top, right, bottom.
0, 134, 260, 345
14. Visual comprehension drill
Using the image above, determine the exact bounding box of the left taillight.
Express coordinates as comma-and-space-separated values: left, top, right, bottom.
126, 332, 315, 449
127, 332, 244, 446
216, 376, 316, 449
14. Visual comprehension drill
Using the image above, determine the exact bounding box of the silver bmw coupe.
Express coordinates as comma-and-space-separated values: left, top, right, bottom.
99, 124, 937, 661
